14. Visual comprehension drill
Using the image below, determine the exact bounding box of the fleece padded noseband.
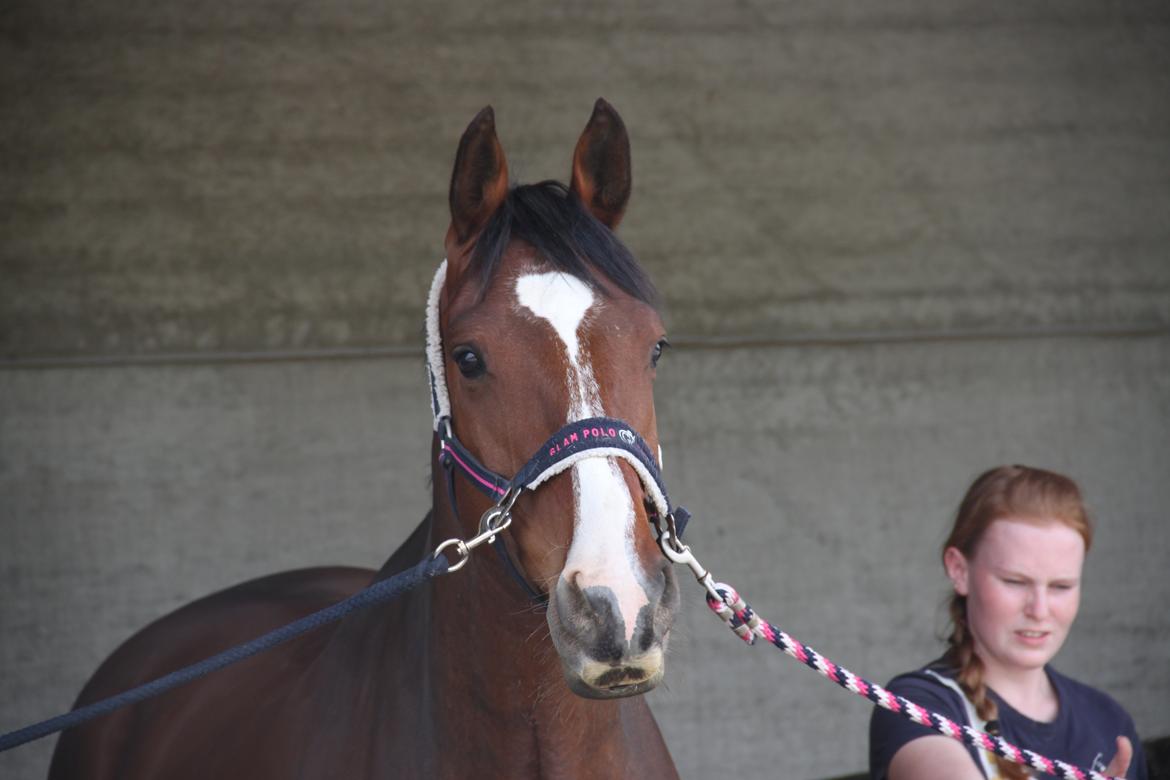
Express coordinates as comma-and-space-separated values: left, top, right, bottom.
438, 416, 671, 520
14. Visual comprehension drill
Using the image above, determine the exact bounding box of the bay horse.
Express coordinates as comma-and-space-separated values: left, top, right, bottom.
49, 99, 681, 779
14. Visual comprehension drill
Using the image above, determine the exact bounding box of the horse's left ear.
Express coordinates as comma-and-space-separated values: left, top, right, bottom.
570, 98, 631, 230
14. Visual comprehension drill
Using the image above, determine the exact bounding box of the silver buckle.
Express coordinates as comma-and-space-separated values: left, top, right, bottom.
434, 487, 523, 573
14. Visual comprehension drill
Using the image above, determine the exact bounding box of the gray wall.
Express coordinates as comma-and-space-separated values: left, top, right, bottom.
2, 2, 1168, 778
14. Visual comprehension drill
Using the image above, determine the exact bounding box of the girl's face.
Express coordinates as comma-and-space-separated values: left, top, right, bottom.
944, 518, 1086, 678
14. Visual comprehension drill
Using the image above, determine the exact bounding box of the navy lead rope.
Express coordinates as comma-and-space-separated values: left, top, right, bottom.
0, 556, 448, 753
0, 416, 679, 752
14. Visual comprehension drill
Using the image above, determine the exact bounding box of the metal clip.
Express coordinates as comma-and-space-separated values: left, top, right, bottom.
658, 526, 721, 602
434, 488, 522, 573
478, 487, 521, 537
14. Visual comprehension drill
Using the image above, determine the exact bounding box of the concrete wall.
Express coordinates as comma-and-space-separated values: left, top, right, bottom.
2, 2, 1168, 777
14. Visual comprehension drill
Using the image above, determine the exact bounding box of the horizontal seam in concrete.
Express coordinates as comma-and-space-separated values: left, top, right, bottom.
3, 324, 1167, 371
669, 323, 1170, 351
9, 15, 1170, 39
0, 345, 424, 370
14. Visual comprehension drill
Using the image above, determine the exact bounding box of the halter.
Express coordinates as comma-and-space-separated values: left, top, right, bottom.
425, 260, 688, 598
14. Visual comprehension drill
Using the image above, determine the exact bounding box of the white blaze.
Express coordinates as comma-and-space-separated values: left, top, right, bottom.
515, 272, 648, 643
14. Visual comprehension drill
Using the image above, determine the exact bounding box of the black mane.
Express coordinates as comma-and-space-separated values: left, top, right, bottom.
468, 181, 658, 306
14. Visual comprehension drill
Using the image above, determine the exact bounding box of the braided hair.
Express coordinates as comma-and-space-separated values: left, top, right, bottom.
941, 465, 1093, 780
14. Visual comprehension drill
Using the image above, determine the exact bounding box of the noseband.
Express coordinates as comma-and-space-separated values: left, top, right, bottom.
425, 261, 688, 599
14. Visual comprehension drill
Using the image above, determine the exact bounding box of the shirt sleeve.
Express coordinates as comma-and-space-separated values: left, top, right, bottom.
1095, 696, 1148, 780
1123, 711, 1148, 780
868, 673, 976, 780
1051, 667, 1149, 780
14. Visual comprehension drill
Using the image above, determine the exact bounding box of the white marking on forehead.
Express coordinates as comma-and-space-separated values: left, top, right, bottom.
515, 272, 593, 366
515, 272, 600, 421
514, 271, 649, 644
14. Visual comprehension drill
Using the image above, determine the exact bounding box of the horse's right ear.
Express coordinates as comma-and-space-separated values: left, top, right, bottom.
448, 106, 509, 247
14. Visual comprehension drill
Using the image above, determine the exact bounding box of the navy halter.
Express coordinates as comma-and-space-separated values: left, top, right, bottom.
424, 261, 689, 600
437, 416, 671, 512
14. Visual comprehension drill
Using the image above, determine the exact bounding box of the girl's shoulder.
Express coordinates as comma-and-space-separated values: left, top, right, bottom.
1045, 666, 1136, 726
888, 659, 958, 683
882, 661, 969, 719
888, 660, 962, 690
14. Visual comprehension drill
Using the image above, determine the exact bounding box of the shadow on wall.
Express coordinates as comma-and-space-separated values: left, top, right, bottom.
820, 735, 1170, 780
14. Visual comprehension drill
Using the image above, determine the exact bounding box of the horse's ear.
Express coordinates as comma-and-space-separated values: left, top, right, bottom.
570, 98, 631, 230
449, 106, 509, 246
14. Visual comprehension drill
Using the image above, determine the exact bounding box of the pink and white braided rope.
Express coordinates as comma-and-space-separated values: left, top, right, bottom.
705, 582, 1122, 780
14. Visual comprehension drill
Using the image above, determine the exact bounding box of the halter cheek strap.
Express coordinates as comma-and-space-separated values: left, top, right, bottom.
425, 260, 453, 426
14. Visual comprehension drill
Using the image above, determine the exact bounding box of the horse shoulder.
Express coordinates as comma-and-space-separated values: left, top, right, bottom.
49, 565, 375, 779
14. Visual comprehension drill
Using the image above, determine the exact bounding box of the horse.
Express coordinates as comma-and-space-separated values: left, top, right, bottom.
48, 99, 682, 779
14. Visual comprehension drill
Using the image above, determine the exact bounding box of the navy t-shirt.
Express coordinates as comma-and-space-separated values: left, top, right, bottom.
868, 663, 1147, 780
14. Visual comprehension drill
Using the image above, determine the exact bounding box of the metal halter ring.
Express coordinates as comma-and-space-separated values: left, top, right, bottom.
434, 488, 522, 573
479, 487, 522, 536
658, 526, 722, 602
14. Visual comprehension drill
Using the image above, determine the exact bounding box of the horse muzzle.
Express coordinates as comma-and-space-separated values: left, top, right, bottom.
569, 649, 665, 699
547, 560, 679, 699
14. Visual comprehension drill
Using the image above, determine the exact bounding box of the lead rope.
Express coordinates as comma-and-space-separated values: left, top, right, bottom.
658, 529, 1123, 780
0, 556, 449, 753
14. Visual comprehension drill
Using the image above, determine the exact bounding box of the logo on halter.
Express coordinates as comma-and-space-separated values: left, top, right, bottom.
547, 424, 625, 458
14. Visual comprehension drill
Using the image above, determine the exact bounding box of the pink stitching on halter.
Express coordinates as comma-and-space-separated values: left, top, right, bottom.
442, 443, 507, 497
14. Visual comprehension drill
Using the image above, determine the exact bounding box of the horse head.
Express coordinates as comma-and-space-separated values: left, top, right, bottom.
435, 99, 680, 699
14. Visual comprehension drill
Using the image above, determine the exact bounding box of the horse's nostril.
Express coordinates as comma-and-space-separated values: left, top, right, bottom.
559, 570, 588, 612
583, 587, 611, 617
561, 572, 618, 618
637, 616, 656, 653
554, 576, 630, 658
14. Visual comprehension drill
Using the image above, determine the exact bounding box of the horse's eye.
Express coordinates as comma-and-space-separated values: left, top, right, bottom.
452, 346, 486, 379
651, 338, 670, 368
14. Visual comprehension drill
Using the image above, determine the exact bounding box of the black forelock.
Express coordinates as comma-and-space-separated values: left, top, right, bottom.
467, 180, 658, 307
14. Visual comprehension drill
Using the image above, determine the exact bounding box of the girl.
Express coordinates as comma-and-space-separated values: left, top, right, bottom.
869, 465, 1147, 779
